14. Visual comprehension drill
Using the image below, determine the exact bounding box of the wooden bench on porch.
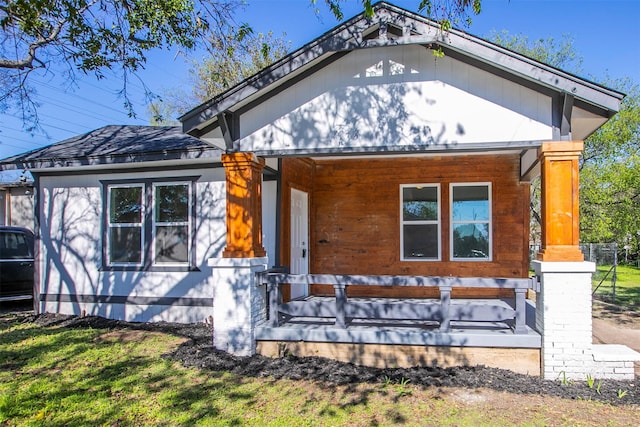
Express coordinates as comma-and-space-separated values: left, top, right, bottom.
258, 273, 537, 334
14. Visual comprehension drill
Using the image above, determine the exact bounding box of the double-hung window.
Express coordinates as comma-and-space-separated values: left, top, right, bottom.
153, 183, 190, 265
400, 184, 441, 260
450, 183, 491, 261
105, 180, 193, 269
108, 184, 144, 265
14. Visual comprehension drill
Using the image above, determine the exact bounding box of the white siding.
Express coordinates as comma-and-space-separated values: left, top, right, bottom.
37, 167, 227, 323
239, 45, 552, 153
9, 187, 35, 231
0, 187, 35, 230
0, 191, 5, 225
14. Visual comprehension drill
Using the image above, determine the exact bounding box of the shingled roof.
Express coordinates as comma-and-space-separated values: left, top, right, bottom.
0, 125, 221, 171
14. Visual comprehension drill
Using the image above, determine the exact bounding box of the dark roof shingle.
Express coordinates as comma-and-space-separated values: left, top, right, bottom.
0, 125, 221, 170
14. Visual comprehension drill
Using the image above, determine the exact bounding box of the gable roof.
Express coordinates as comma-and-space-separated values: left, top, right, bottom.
0, 125, 222, 171
180, 1, 623, 143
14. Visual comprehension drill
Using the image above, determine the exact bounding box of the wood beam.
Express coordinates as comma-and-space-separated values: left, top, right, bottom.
536, 141, 584, 262
217, 111, 238, 150
222, 152, 266, 258
560, 93, 574, 139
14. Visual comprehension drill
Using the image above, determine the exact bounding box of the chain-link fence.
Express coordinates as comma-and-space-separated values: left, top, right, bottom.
580, 243, 618, 302
530, 243, 619, 302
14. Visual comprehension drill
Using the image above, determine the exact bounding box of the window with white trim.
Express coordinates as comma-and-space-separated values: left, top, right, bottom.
400, 184, 441, 260
106, 181, 193, 268
450, 183, 491, 261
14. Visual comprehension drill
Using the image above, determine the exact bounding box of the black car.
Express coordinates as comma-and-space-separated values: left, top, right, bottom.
0, 227, 34, 301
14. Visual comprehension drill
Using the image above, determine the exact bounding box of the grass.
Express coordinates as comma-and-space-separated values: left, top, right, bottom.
1, 313, 639, 426
593, 264, 640, 308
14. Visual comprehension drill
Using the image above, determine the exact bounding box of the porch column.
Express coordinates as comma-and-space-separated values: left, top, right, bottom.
536, 141, 584, 262
533, 142, 640, 379
208, 153, 269, 357
209, 257, 268, 356
222, 152, 266, 258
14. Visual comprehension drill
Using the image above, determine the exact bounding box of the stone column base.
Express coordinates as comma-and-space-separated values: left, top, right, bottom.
208, 257, 268, 356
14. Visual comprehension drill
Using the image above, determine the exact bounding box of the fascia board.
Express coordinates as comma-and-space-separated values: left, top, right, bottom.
441, 31, 624, 113
0, 149, 222, 172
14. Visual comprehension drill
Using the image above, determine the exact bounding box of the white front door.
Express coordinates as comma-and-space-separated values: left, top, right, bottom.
290, 188, 309, 299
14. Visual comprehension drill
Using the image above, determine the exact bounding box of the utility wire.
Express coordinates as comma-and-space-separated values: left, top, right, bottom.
31, 80, 148, 119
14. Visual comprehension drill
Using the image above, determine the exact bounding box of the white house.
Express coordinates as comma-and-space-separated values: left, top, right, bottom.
2, 2, 638, 380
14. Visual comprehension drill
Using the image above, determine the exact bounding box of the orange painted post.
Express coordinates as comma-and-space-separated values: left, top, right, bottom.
222, 152, 267, 258
536, 141, 584, 262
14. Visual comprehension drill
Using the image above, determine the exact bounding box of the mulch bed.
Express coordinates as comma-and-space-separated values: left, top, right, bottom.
17, 312, 638, 406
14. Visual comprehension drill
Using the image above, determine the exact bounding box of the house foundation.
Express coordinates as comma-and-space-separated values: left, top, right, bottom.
256, 341, 541, 376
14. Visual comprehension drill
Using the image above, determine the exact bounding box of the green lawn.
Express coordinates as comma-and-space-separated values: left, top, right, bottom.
1, 313, 639, 426
593, 264, 640, 307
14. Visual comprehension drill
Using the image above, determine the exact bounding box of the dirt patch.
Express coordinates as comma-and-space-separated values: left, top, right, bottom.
593, 300, 640, 329
16, 311, 639, 406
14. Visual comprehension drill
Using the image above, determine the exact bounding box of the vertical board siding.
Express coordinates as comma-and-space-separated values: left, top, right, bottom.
281, 154, 530, 299
240, 45, 552, 153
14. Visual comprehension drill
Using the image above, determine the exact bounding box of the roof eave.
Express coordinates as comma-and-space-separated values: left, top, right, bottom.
439, 30, 624, 113
179, 10, 376, 133
0, 147, 223, 172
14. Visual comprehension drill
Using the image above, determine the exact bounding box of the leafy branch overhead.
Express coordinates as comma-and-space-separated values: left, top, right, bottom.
0, 0, 248, 127
318, 0, 481, 28
1, 0, 482, 72
0, 0, 220, 72
0, 0, 482, 129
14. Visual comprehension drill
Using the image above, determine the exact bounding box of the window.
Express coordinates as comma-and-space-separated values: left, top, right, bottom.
108, 185, 144, 265
153, 183, 190, 265
105, 180, 194, 269
400, 184, 440, 260
0, 230, 33, 259
450, 183, 491, 261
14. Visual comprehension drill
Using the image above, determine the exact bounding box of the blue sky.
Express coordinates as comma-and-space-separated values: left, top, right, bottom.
0, 0, 638, 169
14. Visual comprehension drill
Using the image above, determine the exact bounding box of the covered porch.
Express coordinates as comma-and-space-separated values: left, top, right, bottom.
213, 145, 551, 374
210, 141, 628, 378
188, 3, 637, 378
260, 148, 540, 355
204, 112, 639, 380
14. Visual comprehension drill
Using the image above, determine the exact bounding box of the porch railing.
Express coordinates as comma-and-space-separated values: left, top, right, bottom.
257, 273, 537, 334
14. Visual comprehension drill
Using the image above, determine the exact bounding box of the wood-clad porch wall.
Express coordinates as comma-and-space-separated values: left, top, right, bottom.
279, 158, 315, 301
281, 154, 530, 299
